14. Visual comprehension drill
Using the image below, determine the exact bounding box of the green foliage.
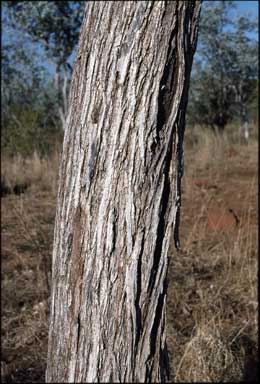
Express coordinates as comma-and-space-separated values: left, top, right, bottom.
4, 1, 84, 69
187, 1, 258, 130
2, 1, 84, 155
2, 42, 47, 113
1, 40, 62, 156
1, 106, 63, 157
247, 79, 258, 122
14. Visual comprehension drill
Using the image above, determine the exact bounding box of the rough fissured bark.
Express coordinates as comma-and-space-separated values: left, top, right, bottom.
46, 1, 200, 382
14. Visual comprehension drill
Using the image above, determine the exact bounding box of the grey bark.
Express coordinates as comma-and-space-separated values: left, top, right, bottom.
46, 1, 201, 382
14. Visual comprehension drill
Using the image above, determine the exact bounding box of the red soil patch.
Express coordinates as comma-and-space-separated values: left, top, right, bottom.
207, 207, 239, 231
226, 147, 239, 158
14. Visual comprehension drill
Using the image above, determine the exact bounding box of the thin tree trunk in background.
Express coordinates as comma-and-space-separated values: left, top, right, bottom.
46, 1, 201, 382
54, 68, 70, 131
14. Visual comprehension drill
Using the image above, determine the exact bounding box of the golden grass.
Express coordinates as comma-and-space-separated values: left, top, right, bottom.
174, 323, 244, 382
167, 124, 258, 382
1, 150, 60, 197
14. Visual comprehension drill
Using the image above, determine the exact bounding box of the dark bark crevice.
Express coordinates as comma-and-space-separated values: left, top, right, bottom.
147, 7, 180, 296
152, 9, 178, 154
148, 131, 173, 296
134, 231, 145, 352
76, 313, 81, 354
145, 278, 168, 381
160, 340, 170, 382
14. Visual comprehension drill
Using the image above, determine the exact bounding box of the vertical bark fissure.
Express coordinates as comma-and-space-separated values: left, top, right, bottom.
148, 135, 173, 296
134, 230, 145, 351
173, 2, 200, 251
76, 313, 81, 354
147, 8, 179, 295
155, 26, 178, 143
71, 207, 87, 379
145, 279, 167, 381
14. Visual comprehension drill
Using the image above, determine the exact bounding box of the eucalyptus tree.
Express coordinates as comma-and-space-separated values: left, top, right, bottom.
4, 1, 85, 130
1, 43, 44, 117
46, 1, 201, 382
187, 0, 258, 131
1, 37, 54, 155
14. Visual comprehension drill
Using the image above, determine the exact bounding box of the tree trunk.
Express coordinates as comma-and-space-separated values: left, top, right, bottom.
54, 67, 70, 131
46, 1, 201, 382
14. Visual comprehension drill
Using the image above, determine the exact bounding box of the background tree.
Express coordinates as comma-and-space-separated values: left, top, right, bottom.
46, 1, 201, 382
1, 37, 62, 156
3, 1, 84, 130
187, 0, 258, 131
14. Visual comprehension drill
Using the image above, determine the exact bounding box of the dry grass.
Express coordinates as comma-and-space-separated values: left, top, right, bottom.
167, 123, 258, 382
1, 152, 59, 382
1, 150, 60, 197
1, 124, 258, 382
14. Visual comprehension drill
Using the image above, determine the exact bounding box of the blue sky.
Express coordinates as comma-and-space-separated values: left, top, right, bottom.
226, 1, 258, 41
233, 0, 259, 40
204, 1, 259, 39
235, 0, 259, 17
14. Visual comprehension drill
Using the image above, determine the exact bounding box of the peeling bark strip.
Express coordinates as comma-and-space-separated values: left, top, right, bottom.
46, 2, 201, 382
